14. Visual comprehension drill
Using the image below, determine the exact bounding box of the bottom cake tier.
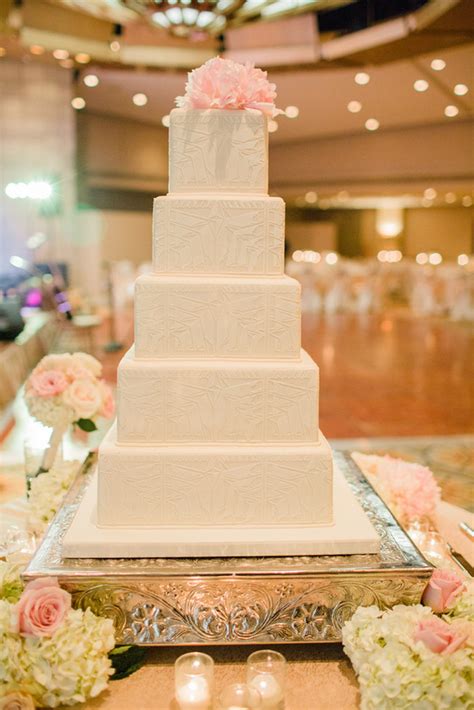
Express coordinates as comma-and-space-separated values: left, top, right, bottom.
97, 423, 333, 528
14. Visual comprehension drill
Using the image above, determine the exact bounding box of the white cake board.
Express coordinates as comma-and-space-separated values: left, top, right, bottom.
62, 464, 379, 558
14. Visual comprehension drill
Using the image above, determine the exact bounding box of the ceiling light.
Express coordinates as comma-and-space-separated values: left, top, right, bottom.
305, 191, 317, 204
424, 188, 437, 200
110, 40, 121, 52
83, 74, 99, 87
162, 114, 170, 127
347, 100, 362, 113
268, 120, 278, 133
416, 253, 428, 265
431, 59, 446, 71
355, 72, 370, 85
53, 49, 69, 60
444, 105, 459, 118
462, 196, 473, 207
75, 53, 90, 64
132, 93, 148, 106
458, 254, 469, 266
365, 118, 379, 131
285, 105, 299, 118
454, 83, 468, 96
414, 79, 429, 92
428, 252, 442, 265
71, 97, 86, 110
29, 45, 45, 55
445, 192, 456, 204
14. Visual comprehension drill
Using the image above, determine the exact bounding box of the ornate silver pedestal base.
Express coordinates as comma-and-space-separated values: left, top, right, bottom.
24, 452, 432, 645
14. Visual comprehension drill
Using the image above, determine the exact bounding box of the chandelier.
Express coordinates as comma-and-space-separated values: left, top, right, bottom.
148, 0, 245, 38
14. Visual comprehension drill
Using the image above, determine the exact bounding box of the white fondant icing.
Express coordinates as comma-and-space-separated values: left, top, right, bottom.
117, 348, 319, 444
152, 195, 284, 275
98, 423, 332, 528
134, 274, 300, 359
169, 109, 268, 194
65, 465, 378, 558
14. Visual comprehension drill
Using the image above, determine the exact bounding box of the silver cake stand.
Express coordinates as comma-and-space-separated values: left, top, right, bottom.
23, 451, 432, 645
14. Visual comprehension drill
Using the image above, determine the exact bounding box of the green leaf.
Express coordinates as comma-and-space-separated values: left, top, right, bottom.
76, 418, 98, 432
109, 645, 147, 680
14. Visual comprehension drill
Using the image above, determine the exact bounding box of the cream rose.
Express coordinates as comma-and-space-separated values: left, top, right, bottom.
72, 352, 103, 377
0, 693, 35, 710
63, 378, 103, 419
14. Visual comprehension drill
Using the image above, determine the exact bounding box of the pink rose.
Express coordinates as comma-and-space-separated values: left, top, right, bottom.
63, 378, 102, 419
414, 616, 468, 655
422, 568, 465, 613
99, 381, 115, 419
16, 577, 71, 638
28, 370, 68, 397
0, 693, 35, 710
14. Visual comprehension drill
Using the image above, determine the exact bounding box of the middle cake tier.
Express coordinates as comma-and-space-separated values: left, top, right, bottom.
117, 347, 319, 444
135, 273, 301, 359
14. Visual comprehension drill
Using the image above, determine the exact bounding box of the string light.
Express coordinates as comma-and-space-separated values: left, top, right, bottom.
428, 252, 442, 265
416, 253, 428, 265
454, 83, 468, 96
414, 79, 429, 92
285, 106, 299, 118
458, 254, 469, 266
365, 118, 379, 131
431, 59, 446, 71
444, 105, 459, 118
347, 100, 362, 113
83, 74, 99, 87
71, 97, 86, 109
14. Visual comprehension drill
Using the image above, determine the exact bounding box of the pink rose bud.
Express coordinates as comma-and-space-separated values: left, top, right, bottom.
422, 568, 465, 613
0, 692, 36, 710
414, 616, 468, 655
16, 577, 71, 638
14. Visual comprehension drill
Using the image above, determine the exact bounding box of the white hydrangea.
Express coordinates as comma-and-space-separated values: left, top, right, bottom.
24, 391, 73, 429
0, 562, 24, 603
0, 608, 115, 707
342, 605, 474, 710
444, 579, 474, 622
28, 460, 81, 535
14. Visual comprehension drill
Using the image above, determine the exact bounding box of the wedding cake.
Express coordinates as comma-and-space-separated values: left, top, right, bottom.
63, 59, 378, 557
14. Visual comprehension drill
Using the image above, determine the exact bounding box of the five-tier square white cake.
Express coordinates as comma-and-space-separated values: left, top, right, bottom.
63, 106, 379, 558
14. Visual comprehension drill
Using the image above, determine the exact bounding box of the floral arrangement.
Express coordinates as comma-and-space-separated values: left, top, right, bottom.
352, 452, 441, 526
25, 353, 114, 433
27, 459, 81, 536
342, 568, 474, 709
176, 56, 281, 117
0, 563, 115, 708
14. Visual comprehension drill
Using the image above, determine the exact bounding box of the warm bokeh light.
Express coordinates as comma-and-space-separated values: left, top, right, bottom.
424, 188, 437, 200
162, 114, 170, 127
416, 253, 429, 265
454, 83, 468, 96
268, 120, 278, 133
431, 58, 446, 71
84, 74, 99, 87
428, 252, 442, 265
292, 250, 303, 262
132, 93, 148, 106
59, 59, 74, 69
5, 181, 53, 200
30, 45, 45, 55
445, 192, 457, 204
355, 72, 370, 85
71, 97, 86, 109
285, 106, 299, 118
444, 105, 459, 117
457, 254, 469, 266
0, 48, 6, 57
347, 100, 362, 113
75, 53, 91, 64
305, 191, 317, 203
365, 118, 379, 131
462, 196, 473, 207
325, 252, 338, 265
110, 40, 121, 52
53, 49, 69, 60
414, 79, 429, 92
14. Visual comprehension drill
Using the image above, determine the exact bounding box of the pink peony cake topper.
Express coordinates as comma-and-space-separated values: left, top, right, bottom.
175, 56, 281, 117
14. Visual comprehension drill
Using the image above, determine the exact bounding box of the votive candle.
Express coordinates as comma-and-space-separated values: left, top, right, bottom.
175, 652, 214, 710
247, 650, 286, 710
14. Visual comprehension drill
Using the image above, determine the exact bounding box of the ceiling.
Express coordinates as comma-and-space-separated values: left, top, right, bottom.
76, 42, 473, 144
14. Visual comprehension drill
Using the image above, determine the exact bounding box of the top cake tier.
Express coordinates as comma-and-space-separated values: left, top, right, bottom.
169, 109, 268, 194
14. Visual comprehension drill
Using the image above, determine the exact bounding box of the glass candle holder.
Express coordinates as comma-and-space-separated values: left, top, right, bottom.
247, 650, 286, 710
219, 682, 262, 710
175, 652, 214, 710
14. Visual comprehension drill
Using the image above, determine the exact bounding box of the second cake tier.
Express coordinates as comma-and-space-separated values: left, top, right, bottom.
117, 347, 319, 444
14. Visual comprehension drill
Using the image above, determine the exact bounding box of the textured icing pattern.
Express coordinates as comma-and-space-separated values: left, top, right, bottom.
98, 439, 333, 528
117, 353, 318, 444
135, 275, 300, 359
153, 196, 284, 275
169, 109, 268, 193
